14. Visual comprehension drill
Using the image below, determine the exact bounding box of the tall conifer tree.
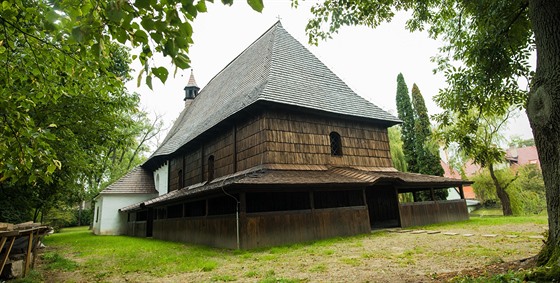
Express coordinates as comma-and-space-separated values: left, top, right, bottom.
395, 73, 416, 172
411, 84, 447, 200
411, 83, 444, 176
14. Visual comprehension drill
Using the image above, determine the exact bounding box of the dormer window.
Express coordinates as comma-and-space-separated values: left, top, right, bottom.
330, 132, 343, 156
207, 155, 215, 181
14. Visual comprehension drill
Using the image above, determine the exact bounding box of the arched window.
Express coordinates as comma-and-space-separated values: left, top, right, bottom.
155, 173, 160, 191
207, 155, 215, 181
178, 170, 184, 189
329, 132, 343, 156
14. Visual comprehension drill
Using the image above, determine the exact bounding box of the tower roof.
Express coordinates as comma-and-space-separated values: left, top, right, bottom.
186, 69, 198, 88
147, 21, 400, 164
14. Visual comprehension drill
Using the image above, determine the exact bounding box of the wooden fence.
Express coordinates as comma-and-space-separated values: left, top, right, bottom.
398, 199, 469, 227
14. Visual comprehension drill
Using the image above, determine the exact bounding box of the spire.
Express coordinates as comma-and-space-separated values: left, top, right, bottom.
184, 69, 200, 102
187, 69, 198, 88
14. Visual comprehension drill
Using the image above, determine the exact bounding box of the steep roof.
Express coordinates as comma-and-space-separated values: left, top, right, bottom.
148, 21, 400, 163
99, 167, 157, 195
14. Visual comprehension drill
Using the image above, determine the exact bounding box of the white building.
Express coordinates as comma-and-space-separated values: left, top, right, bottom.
92, 167, 160, 235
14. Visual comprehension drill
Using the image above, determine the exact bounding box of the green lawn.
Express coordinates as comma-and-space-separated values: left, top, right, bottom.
17, 215, 549, 282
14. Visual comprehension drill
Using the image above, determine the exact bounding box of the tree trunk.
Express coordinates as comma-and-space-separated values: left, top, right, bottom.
488, 164, 513, 216
527, 0, 560, 267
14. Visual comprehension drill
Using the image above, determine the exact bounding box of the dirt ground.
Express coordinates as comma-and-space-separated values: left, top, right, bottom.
38, 221, 546, 282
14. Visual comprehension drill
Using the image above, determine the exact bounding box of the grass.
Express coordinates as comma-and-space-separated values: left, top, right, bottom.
30, 215, 547, 282
413, 214, 547, 230
42, 226, 221, 279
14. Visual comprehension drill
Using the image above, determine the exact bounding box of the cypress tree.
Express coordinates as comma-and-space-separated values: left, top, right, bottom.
395, 73, 417, 172
411, 83, 447, 200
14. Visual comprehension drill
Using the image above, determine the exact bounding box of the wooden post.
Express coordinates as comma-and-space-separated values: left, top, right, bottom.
233, 123, 238, 173
199, 148, 203, 183
239, 192, 246, 249
430, 188, 436, 201
459, 185, 465, 199
0, 232, 17, 275
394, 187, 402, 227
24, 230, 34, 276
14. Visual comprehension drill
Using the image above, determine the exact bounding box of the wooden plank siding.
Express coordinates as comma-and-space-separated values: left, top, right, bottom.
152, 217, 237, 249
168, 156, 184, 192
398, 199, 469, 227
167, 113, 267, 191
126, 222, 147, 237
262, 111, 393, 167
242, 207, 371, 249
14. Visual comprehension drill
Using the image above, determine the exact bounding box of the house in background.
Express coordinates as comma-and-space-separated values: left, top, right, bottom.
95, 22, 471, 249
441, 160, 479, 212
92, 167, 160, 235
506, 146, 540, 168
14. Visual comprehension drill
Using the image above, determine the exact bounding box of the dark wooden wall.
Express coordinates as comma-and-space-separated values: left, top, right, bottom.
398, 199, 469, 227
262, 111, 393, 167
242, 207, 370, 249
167, 109, 393, 191
152, 216, 237, 249
168, 113, 266, 191
126, 222, 147, 237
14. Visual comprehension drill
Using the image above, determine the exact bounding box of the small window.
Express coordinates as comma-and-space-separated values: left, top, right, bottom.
207, 155, 215, 181
95, 206, 100, 223
178, 169, 184, 189
330, 132, 343, 156
155, 173, 160, 191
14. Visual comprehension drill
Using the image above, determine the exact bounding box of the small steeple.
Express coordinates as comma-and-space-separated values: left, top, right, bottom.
184, 69, 200, 102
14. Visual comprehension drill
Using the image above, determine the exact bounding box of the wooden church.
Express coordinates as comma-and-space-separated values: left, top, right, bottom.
97, 22, 470, 249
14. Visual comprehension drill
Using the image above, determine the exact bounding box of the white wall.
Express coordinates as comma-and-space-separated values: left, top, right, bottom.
93, 193, 158, 235
153, 162, 169, 196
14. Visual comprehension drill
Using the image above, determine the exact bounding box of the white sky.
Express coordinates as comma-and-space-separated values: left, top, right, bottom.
127, 0, 533, 144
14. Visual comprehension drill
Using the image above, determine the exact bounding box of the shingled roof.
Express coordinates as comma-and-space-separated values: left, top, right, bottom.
148, 21, 400, 163
99, 167, 157, 195
120, 165, 469, 212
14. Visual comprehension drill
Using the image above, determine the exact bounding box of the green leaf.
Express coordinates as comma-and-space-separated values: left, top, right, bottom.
137, 68, 145, 87
134, 0, 150, 10
152, 67, 169, 83
164, 39, 177, 57
107, 6, 124, 23
196, 1, 207, 12
221, 0, 233, 5
133, 30, 149, 44
146, 75, 153, 90
71, 26, 84, 43
247, 0, 263, 12
47, 164, 56, 174
174, 53, 190, 69
141, 17, 156, 31
176, 36, 189, 49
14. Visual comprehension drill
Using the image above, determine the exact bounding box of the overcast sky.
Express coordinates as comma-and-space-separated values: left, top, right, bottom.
126, 0, 533, 144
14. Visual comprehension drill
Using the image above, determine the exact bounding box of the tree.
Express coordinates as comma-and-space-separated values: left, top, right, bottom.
388, 126, 407, 172
472, 165, 546, 215
0, 0, 263, 185
437, 108, 514, 215
302, 0, 560, 270
411, 83, 443, 177
509, 136, 535, 148
395, 73, 416, 172
411, 83, 446, 200
0, 39, 154, 224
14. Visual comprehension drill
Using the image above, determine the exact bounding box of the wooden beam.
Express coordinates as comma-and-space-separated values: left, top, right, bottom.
459, 185, 465, 199
0, 232, 17, 275
430, 188, 436, 201
233, 123, 238, 172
